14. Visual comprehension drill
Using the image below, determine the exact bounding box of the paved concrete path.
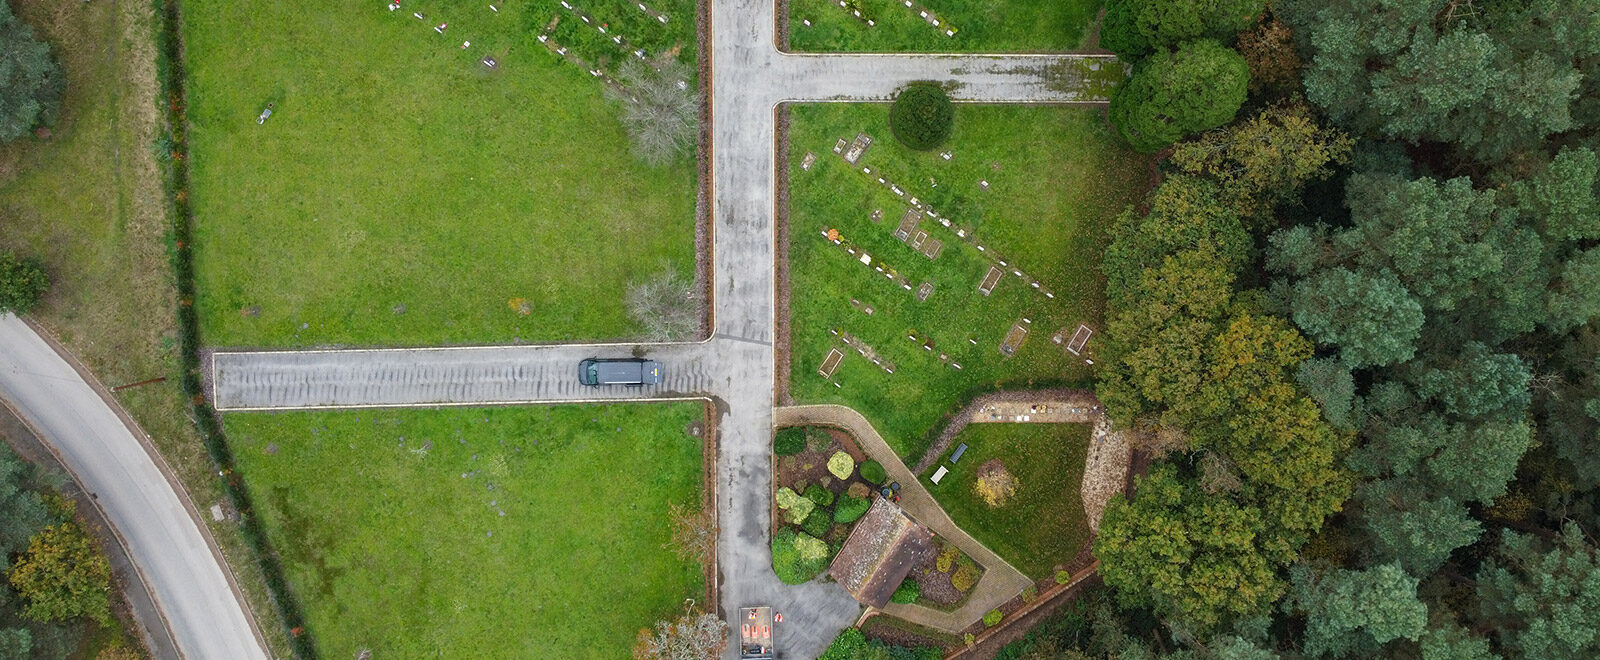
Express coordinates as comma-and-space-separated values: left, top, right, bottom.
0, 315, 267, 660
775, 405, 1034, 633
207, 3, 1121, 657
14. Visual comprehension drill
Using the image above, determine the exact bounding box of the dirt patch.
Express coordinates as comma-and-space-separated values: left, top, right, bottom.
774, 105, 795, 405
1080, 416, 1130, 534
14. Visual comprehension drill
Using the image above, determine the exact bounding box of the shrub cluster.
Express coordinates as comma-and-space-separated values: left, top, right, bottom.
804, 484, 835, 507
772, 527, 830, 585
774, 427, 806, 456
889, 83, 954, 151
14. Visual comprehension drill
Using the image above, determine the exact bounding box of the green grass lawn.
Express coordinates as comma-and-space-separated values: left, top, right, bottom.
921, 423, 1091, 579
225, 403, 706, 658
788, 0, 1102, 53
185, 0, 698, 348
784, 104, 1149, 459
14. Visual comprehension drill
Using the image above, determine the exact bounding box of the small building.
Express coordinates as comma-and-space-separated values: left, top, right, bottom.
828, 498, 934, 607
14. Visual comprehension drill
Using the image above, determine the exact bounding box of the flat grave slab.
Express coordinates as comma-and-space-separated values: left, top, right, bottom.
819, 347, 845, 378
894, 208, 919, 242
921, 239, 942, 260
1066, 324, 1094, 355
843, 132, 873, 164
999, 321, 1029, 357
978, 266, 1003, 295
801, 152, 818, 170
916, 281, 933, 301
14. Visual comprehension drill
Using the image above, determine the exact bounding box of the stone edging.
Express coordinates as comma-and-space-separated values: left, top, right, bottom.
910, 388, 1099, 473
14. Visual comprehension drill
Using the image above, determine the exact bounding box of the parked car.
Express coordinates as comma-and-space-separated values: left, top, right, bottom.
577, 358, 663, 386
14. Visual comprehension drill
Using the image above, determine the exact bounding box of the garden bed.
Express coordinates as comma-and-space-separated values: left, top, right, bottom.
771, 425, 889, 584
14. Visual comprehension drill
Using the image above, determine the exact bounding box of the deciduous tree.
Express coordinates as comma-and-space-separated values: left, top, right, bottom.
6, 522, 112, 625
1109, 40, 1249, 153
633, 609, 727, 660
0, 2, 63, 143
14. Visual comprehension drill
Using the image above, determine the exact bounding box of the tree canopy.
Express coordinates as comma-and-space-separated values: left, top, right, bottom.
1109, 40, 1250, 153
0, 2, 63, 143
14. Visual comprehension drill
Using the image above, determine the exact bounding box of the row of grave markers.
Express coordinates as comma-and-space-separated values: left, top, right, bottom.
800, 0, 959, 37
387, 1, 501, 67
828, 133, 1060, 304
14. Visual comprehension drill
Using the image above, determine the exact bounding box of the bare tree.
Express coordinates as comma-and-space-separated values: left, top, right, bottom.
608, 57, 700, 167
667, 502, 716, 565
633, 608, 727, 660
626, 266, 702, 341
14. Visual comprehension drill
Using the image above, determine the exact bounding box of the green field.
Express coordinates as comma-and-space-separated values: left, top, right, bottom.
922, 423, 1091, 578
226, 403, 706, 657
784, 104, 1149, 459
185, 0, 699, 348
788, 0, 1102, 53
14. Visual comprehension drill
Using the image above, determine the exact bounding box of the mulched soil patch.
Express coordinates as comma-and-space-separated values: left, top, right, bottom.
911, 549, 965, 607
862, 616, 955, 650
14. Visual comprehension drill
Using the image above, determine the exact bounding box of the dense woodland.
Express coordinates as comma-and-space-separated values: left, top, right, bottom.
1032, 0, 1600, 658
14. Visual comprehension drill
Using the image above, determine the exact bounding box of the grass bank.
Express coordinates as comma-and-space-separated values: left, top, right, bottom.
922, 423, 1091, 579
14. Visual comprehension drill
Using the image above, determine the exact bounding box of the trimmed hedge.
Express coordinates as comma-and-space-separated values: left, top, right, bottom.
775, 427, 806, 455
859, 460, 887, 485
889, 83, 954, 151
834, 495, 871, 524
153, 0, 314, 655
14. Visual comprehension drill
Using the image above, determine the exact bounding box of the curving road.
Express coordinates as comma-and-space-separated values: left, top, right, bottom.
0, 314, 267, 660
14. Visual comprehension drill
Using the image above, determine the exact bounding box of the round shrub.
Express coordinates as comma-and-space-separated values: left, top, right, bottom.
952, 561, 982, 592
801, 508, 833, 537
833, 495, 871, 524
0, 252, 48, 315
983, 609, 1003, 627
891, 578, 921, 604
804, 483, 835, 507
1055, 569, 1072, 584
827, 451, 856, 480
889, 83, 954, 151
774, 428, 806, 456
859, 460, 887, 485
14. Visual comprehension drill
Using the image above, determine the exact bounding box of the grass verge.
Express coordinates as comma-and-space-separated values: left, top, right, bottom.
784, 103, 1149, 458
921, 423, 1091, 579
224, 403, 706, 658
0, 1, 299, 656
787, 0, 1102, 53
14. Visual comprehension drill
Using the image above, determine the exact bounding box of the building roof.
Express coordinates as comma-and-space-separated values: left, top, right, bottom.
828, 498, 934, 608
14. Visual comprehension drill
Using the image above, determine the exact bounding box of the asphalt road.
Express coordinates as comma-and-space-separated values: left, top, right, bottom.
0, 315, 267, 660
